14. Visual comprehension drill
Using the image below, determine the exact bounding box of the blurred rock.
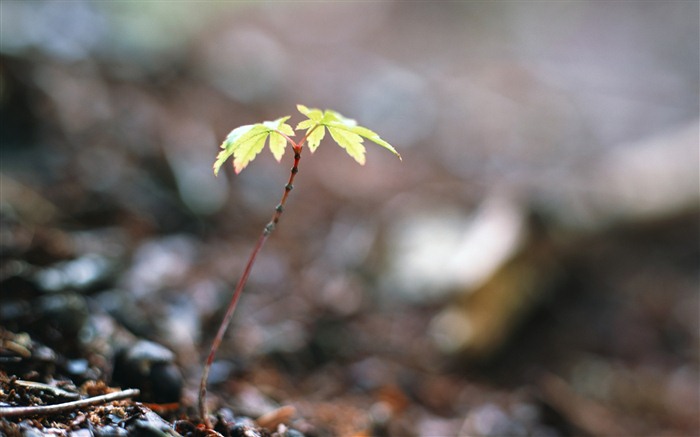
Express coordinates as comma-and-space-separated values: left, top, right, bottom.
112, 340, 183, 405
0, 1, 107, 62
233, 382, 281, 419
161, 118, 228, 216
37, 292, 90, 337
383, 193, 528, 303
200, 26, 288, 104
34, 254, 116, 293
389, 119, 699, 362
538, 120, 700, 231
92, 289, 154, 340
460, 403, 527, 437
130, 409, 182, 437
350, 62, 437, 149
0, 175, 60, 226
428, 223, 559, 360
381, 191, 563, 360
121, 235, 197, 298
0, 328, 58, 378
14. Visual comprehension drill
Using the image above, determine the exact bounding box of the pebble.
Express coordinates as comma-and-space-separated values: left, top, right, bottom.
34, 253, 115, 292
112, 340, 182, 404
130, 410, 182, 436
94, 425, 129, 437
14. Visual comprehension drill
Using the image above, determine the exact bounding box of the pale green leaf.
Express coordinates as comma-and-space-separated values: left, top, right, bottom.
324, 109, 356, 126
348, 125, 401, 159
297, 104, 323, 122
263, 116, 294, 162
216, 106, 399, 175
306, 126, 326, 152
262, 116, 291, 133
327, 125, 366, 165
277, 122, 295, 137
230, 127, 270, 174
295, 119, 315, 130
294, 106, 401, 162
213, 124, 257, 175
296, 111, 326, 152
213, 148, 232, 176
213, 116, 294, 175
226, 124, 255, 143
268, 132, 287, 162
233, 129, 268, 174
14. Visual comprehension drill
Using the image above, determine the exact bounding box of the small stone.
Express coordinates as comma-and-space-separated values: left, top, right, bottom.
112, 340, 182, 404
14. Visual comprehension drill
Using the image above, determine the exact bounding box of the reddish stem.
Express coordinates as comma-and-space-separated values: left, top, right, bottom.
198, 144, 304, 427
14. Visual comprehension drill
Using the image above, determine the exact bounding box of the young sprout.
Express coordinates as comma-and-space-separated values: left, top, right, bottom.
200, 105, 400, 428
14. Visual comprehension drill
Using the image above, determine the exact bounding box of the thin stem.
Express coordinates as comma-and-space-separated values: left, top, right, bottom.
0, 389, 140, 418
199, 143, 304, 428
296, 126, 317, 148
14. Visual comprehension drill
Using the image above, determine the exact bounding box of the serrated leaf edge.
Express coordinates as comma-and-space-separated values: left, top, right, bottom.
215, 106, 401, 176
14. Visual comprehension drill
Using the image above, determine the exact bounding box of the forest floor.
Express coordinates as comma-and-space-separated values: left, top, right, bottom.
1, 3, 699, 435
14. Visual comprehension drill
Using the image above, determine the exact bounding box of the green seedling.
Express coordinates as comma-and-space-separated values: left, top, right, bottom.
200, 105, 400, 427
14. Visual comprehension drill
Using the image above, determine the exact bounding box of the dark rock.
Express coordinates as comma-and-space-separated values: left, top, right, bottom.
94, 425, 129, 437
128, 410, 182, 436
112, 340, 182, 404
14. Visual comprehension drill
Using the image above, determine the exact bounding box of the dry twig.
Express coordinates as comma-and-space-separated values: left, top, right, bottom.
0, 388, 140, 418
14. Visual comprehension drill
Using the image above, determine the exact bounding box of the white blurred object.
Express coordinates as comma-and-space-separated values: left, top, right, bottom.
589, 120, 699, 221
383, 191, 527, 302
544, 120, 700, 230
428, 221, 558, 358
452, 195, 527, 290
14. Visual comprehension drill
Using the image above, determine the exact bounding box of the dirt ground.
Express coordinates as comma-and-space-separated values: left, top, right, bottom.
1, 2, 698, 436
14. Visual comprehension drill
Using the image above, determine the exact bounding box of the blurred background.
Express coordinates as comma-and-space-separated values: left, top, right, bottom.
1, 1, 698, 436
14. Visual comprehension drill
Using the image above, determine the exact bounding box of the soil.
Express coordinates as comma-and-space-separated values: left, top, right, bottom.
1, 3, 698, 436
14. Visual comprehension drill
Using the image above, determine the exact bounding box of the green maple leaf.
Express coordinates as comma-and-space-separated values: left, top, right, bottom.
296, 104, 401, 165
214, 116, 295, 175
213, 106, 400, 175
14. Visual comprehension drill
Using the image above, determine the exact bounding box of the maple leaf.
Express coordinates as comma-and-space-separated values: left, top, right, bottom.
296, 105, 401, 165
214, 116, 295, 175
